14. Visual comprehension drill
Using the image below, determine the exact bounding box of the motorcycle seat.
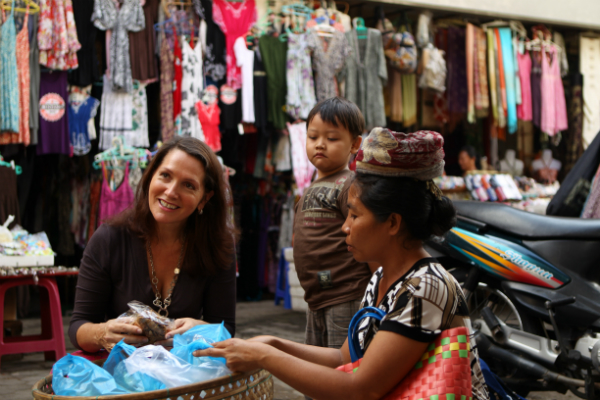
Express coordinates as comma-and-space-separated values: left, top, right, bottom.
453, 201, 600, 240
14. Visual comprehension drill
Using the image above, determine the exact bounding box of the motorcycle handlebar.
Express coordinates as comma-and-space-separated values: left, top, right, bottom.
544, 297, 576, 310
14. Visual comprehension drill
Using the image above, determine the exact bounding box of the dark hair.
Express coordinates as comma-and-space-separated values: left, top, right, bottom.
460, 145, 482, 169
306, 97, 365, 139
353, 174, 456, 241
108, 137, 237, 275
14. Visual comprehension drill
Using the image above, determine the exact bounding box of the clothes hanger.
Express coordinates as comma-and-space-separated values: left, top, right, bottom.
0, 0, 39, 14
353, 16, 367, 39
481, 19, 509, 32
0, 154, 22, 175
93, 137, 148, 170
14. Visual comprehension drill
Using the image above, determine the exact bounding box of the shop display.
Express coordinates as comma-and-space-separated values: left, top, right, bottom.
0, 216, 54, 257
499, 149, 524, 176
532, 149, 562, 184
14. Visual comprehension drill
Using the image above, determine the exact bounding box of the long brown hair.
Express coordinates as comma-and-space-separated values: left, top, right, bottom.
108, 137, 237, 275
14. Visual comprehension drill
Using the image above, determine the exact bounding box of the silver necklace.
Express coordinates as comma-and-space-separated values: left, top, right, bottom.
146, 239, 186, 317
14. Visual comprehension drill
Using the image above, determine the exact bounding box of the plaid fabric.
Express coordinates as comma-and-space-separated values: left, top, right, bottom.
338, 327, 474, 400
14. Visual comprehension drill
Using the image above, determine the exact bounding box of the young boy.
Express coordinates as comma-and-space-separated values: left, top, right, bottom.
293, 97, 372, 353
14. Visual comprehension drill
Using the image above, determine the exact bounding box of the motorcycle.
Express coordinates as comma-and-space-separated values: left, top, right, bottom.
427, 200, 600, 399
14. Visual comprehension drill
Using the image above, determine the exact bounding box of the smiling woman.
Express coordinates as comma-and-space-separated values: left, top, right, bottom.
69, 137, 238, 354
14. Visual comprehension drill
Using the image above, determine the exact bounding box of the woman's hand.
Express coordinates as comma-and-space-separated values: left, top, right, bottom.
193, 338, 270, 372
164, 318, 208, 339
97, 317, 148, 351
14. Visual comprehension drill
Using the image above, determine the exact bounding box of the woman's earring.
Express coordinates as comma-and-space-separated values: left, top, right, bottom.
198, 209, 203, 215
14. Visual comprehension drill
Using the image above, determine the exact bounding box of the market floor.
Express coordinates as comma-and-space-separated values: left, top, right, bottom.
0, 301, 580, 400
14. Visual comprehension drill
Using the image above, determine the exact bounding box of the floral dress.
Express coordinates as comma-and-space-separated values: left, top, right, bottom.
307, 29, 351, 102
131, 81, 149, 148
92, 0, 145, 93
37, 0, 81, 70
159, 30, 175, 142
286, 32, 316, 120
180, 38, 204, 141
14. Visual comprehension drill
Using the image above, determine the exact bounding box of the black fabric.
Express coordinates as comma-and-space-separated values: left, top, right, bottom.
200, 0, 227, 86
253, 47, 268, 130
0, 166, 21, 229
219, 86, 242, 130
547, 131, 600, 216
68, 0, 99, 87
454, 200, 600, 240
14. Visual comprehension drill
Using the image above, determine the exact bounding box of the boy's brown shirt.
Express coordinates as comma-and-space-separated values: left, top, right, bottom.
293, 169, 372, 310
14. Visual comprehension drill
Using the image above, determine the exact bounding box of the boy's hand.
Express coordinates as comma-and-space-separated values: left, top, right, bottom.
193, 339, 269, 372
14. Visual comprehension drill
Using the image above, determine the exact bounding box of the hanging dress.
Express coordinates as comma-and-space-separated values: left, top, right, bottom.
196, 0, 227, 86
288, 122, 316, 195
531, 51, 542, 128
541, 46, 568, 136
212, 0, 257, 90
0, 1, 29, 145
180, 37, 204, 140
37, 0, 81, 70
286, 32, 316, 120
516, 50, 532, 121
196, 100, 221, 152
307, 29, 351, 102
37, 71, 70, 155
92, 0, 145, 92
173, 32, 183, 135
131, 81, 150, 148
159, 29, 175, 143
343, 28, 387, 130
99, 74, 134, 150
15, 4, 30, 145
0, 0, 20, 134
69, 95, 100, 155
98, 162, 135, 225
234, 36, 255, 123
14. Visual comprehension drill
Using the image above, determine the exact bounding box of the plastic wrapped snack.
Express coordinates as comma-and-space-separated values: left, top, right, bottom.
118, 301, 176, 344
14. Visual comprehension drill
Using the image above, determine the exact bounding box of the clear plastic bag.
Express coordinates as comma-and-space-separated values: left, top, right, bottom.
52, 354, 129, 396
117, 301, 176, 344
124, 345, 230, 388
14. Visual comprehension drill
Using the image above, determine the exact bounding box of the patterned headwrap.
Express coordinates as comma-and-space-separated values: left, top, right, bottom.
356, 128, 445, 198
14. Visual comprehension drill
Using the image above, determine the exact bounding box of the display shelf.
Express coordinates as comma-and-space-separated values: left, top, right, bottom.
0, 255, 55, 267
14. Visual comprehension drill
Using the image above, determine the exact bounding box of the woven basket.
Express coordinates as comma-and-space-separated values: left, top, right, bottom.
31, 360, 274, 400
339, 326, 473, 400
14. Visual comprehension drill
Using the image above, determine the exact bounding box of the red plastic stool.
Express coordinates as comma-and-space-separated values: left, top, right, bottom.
0, 276, 66, 370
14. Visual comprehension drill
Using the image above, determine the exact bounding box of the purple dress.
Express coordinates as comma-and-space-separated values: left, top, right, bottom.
531, 52, 542, 128
98, 162, 135, 225
37, 71, 70, 155
447, 27, 468, 114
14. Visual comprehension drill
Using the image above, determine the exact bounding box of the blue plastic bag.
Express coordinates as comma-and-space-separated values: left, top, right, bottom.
104, 340, 165, 393
172, 322, 231, 347
171, 322, 231, 366
52, 354, 129, 396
